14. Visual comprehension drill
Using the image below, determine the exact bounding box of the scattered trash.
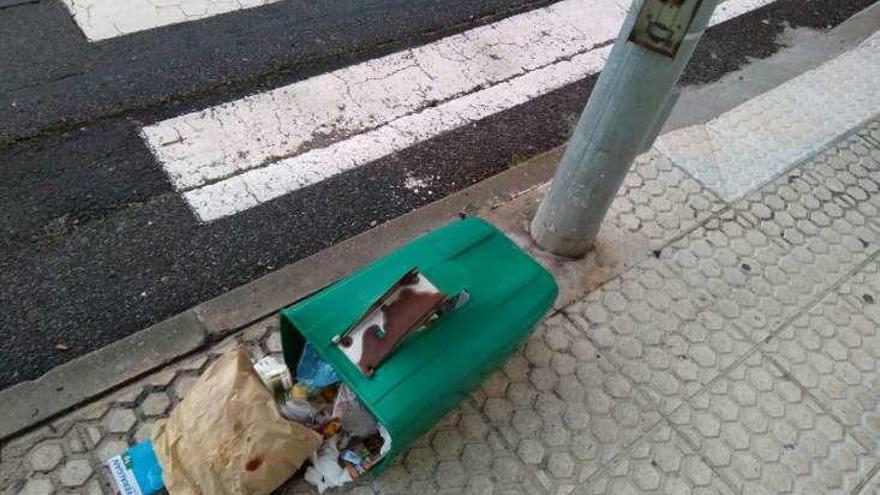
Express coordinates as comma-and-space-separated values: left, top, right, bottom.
106, 440, 164, 495
296, 342, 341, 389
332, 384, 378, 437
279, 397, 324, 425
320, 418, 343, 438
103, 218, 554, 494
304, 438, 352, 494
340, 435, 384, 479
54, 343, 69, 351
253, 355, 292, 398
152, 349, 322, 495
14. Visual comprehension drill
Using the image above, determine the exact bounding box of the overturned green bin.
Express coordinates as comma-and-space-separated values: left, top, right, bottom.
279, 217, 557, 473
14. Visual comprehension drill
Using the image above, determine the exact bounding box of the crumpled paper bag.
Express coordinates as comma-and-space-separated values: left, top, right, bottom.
152, 348, 322, 495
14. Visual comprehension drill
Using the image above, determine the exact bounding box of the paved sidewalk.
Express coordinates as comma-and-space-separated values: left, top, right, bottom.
3, 32, 880, 495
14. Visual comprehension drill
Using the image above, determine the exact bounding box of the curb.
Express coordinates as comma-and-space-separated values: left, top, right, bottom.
0, 147, 561, 442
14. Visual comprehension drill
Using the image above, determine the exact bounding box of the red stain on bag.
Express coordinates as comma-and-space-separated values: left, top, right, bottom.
245, 457, 263, 471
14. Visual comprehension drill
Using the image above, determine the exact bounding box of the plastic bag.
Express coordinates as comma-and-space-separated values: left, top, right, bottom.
332, 384, 378, 437
280, 398, 326, 426
296, 343, 341, 388
304, 438, 352, 494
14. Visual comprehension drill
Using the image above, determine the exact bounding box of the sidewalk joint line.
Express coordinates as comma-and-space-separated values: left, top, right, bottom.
464, 393, 555, 495
851, 463, 880, 495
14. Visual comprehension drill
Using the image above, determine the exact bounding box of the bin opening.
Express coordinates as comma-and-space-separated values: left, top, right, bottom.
278, 317, 396, 487
278, 217, 558, 489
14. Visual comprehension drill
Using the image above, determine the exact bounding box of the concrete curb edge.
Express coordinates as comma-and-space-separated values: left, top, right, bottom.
0, 147, 561, 442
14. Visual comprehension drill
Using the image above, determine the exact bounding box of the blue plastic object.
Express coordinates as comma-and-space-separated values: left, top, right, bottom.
296, 342, 341, 388
106, 440, 165, 495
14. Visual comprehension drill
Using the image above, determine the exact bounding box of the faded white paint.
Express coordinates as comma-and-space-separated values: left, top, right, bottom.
145, 0, 629, 191
658, 31, 880, 202
144, 0, 778, 222
60, 0, 281, 41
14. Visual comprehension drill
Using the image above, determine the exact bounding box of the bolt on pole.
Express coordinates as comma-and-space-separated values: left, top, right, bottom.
531, 0, 720, 257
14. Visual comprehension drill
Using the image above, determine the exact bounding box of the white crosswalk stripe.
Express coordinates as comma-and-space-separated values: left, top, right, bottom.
60, 0, 281, 42
143, 0, 777, 222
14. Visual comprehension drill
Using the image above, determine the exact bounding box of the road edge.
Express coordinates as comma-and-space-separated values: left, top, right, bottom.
0, 147, 561, 442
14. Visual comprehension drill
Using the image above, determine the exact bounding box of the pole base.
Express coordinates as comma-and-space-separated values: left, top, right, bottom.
529, 215, 594, 259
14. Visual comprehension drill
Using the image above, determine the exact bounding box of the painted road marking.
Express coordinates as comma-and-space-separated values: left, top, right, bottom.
144, 0, 777, 222
658, 31, 880, 202
60, 0, 280, 42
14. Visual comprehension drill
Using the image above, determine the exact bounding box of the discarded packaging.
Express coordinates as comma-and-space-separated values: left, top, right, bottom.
290, 382, 310, 400
320, 418, 343, 438
296, 342, 341, 388
279, 398, 325, 425
253, 355, 293, 396
340, 435, 384, 479
106, 440, 165, 495
304, 438, 353, 494
152, 348, 322, 495
332, 384, 378, 437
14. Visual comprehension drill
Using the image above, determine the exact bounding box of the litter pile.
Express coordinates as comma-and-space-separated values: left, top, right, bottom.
103, 218, 559, 495
253, 344, 390, 492
106, 345, 385, 495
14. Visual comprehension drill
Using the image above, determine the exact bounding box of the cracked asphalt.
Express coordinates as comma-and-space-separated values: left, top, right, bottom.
1, 0, 876, 390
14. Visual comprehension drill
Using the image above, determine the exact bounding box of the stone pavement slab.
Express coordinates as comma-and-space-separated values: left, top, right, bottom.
657, 31, 880, 202
668, 350, 878, 495
580, 423, 736, 495
566, 254, 756, 416
761, 261, 880, 456
472, 315, 663, 492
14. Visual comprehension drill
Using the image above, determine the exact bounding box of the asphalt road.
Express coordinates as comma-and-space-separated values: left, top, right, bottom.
1, 0, 876, 389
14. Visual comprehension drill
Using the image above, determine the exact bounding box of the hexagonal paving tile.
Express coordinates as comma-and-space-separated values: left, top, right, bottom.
581, 424, 735, 494
140, 392, 171, 417
28, 442, 63, 472
133, 422, 155, 443
710, 133, 880, 343
661, 205, 873, 346
668, 351, 878, 495
16, 478, 55, 495
567, 257, 754, 413
58, 459, 93, 488
478, 315, 662, 489
264, 331, 284, 354
762, 261, 880, 453
103, 409, 137, 434
96, 439, 128, 462
605, 149, 725, 252
172, 373, 199, 400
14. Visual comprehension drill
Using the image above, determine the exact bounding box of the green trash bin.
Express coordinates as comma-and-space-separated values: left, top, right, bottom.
279, 217, 557, 473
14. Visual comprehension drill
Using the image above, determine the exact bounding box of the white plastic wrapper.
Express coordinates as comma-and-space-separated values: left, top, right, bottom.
304, 438, 353, 494
332, 384, 379, 437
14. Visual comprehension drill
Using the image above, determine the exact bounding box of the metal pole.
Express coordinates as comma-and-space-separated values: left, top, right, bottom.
531, 0, 720, 257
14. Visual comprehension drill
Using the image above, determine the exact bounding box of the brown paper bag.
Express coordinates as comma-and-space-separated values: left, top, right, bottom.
152, 348, 322, 495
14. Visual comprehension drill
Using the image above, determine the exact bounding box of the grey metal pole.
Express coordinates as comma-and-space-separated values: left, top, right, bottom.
531, 0, 720, 257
